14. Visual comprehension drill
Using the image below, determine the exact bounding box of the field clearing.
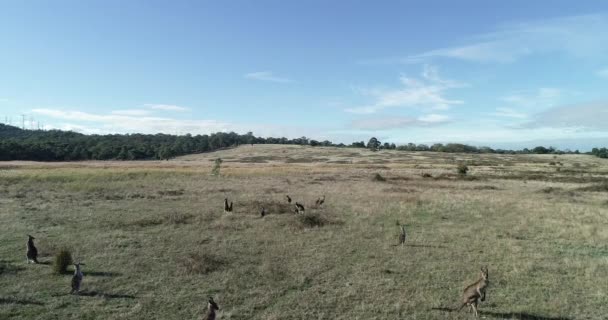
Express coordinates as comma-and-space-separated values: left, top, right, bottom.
1, 145, 607, 319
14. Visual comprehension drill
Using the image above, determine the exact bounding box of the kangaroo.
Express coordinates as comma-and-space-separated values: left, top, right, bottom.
398, 225, 406, 246
224, 198, 233, 213
260, 207, 266, 217
315, 195, 325, 207
203, 297, 220, 320
26, 235, 38, 264
70, 262, 85, 295
457, 266, 489, 317
295, 202, 305, 214
285, 195, 292, 203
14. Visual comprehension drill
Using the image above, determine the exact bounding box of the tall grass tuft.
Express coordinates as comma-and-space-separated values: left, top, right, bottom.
457, 163, 469, 176
373, 173, 386, 182
297, 213, 327, 228
53, 249, 73, 275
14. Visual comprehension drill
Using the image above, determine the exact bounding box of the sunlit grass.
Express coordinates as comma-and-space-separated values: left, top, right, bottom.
1, 145, 607, 319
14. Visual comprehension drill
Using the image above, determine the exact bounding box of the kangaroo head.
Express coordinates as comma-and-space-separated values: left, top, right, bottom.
28, 235, 35, 240
208, 297, 219, 311
480, 266, 488, 281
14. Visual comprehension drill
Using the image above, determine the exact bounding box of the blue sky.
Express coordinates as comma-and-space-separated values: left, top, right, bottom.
1, 1, 608, 150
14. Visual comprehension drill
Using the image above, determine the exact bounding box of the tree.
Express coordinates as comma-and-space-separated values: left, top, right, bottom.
367, 137, 381, 151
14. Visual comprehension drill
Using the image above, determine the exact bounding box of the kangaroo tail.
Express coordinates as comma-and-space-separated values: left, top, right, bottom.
456, 303, 466, 312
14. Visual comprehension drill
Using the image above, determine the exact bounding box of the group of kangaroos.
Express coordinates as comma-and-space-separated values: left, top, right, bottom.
24, 193, 488, 319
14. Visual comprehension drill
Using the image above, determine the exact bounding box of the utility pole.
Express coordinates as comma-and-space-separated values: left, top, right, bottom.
21, 114, 26, 129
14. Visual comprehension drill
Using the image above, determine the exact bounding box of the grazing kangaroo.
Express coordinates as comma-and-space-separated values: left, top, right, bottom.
203, 297, 220, 320
457, 266, 489, 317
260, 207, 266, 217
26, 235, 38, 264
70, 263, 85, 295
224, 198, 233, 213
295, 202, 305, 214
398, 225, 406, 246
315, 195, 325, 207
285, 195, 292, 203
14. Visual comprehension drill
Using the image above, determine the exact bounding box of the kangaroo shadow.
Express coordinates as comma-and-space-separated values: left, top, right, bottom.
86, 271, 122, 277
480, 311, 573, 320
78, 291, 135, 299
431, 307, 454, 312
0, 297, 44, 306
406, 244, 446, 249
431, 307, 571, 320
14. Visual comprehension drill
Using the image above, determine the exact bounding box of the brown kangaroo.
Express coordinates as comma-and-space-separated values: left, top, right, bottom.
457, 266, 489, 317
203, 297, 219, 320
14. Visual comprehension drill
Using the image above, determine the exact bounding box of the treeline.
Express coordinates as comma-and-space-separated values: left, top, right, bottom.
591, 148, 608, 158
0, 124, 328, 161
0, 124, 604, 161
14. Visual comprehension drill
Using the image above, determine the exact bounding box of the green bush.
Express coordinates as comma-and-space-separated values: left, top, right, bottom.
457, 163, 469, 176
211, 158, 223, 176
53, 249, 73, 275
373, 173, 386, 182
297, 213, 327, 228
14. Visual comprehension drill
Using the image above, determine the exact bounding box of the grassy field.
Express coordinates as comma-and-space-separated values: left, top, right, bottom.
1, 145, 607, 319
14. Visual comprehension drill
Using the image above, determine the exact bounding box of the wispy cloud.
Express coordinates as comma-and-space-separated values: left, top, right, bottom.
144, 104, 189, 112
111, 109, 151, 116
501, 88, 561, 108
489, 107, 528, 119
369, 14, 608, 64
244, 71, 293, 83
32, 108, 230, 134
597, 68, 608, 78
345, 65, 465, 114
519, 101, 608, 130
350, 114, 451, 130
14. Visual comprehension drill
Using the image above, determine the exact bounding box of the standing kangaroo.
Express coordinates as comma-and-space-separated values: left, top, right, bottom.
224, 198, 233, 213
457, 266, 489, 317
70, 263, 85, 295
26, 235, 38, 264
398, 225, 406, 246
203, 297, 220, 320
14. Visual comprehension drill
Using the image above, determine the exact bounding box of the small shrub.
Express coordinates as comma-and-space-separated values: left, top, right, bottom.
421, 173, 433, 178
457, 163, 469, 176
297, 213, 327, 228
549, 161, 556, 166
373, 173, 386, 182
211, 158, 223, 176
53, 249, 73, 275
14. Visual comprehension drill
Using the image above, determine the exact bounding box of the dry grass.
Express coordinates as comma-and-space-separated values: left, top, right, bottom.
1, 145, 607, 319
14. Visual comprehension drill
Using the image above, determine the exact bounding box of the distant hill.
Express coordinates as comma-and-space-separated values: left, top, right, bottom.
0, 124, 320, 161
0, 124, 604, 161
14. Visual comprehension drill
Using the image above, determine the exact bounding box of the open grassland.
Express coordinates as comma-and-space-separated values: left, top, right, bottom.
1, 145, 607, 320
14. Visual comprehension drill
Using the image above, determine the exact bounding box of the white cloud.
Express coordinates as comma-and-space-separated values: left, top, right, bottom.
350, 113, 450, 130
501, 88, 561, 109
32, 108, 231, 135
597, 68, 608, 78
418, 113, 450, 123
520, 101, 608, 130
244, 71, 293, 83
345, 65, 465, 114
111, 109, 151, 116
144, 104, 189, 112
489, 107, 528, 119
374, 14, 608, 64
